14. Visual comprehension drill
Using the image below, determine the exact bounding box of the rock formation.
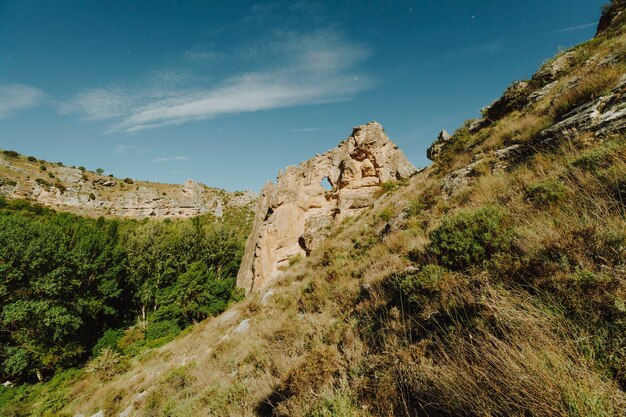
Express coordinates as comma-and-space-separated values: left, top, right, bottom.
0, 158, 256, 218
237, 121, 417, 293
427, 129, 451, 161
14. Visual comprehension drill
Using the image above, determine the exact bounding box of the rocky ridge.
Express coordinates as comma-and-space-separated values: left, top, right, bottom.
237, 121, 417, 292
0, 155, 256, 218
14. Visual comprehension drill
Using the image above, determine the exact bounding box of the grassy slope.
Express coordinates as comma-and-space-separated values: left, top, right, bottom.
4, 2, 626, 416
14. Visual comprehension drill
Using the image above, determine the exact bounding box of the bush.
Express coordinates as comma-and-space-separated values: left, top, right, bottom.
27, 156, 37, 162
54, 182, 66, 193
572, 148, 612, 172
47, 172, 54, 178
92, 328, 125, 355
381, 181, 398, 193
35, 178, 51, 187
525, 180, 566, 207
86, 348, 127, 380
397, 264, 448, 310
39, 165, 46, 171
145, 320, 181, 342
88, 192, 96, 201
96, 168, 104, 174
123, 178, 134, 184
2, 150, 19, 158
78, 166, 86, 172
0, 179, 17, 187
429, 206, 512, 270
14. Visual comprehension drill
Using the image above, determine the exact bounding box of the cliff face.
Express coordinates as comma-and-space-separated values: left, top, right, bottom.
237, 121, 417, 292
0, 157, 256, 218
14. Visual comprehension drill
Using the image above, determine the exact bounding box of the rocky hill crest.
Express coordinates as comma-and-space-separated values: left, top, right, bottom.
0, 152, 256, 218
237, 121, 417, 292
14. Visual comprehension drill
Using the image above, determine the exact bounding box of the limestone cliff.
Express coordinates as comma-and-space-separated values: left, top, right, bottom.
0, 155, 256, 218
237, 121, 417, 292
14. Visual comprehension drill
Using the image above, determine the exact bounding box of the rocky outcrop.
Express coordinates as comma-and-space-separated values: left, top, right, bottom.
0, 158, 256, 218
237, 122, 417, 293
540, 75, 626, 141
427, 129, 451, 161
597, 1, 626, 36
484, 81, 530, 121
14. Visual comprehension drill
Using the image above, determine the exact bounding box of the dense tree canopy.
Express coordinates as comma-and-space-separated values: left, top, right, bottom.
0, 197, 248, 382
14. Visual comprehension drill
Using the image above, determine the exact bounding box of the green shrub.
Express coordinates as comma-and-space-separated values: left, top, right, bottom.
54, 182, 66, 193
56, 162, 63, 167
379, 207, 393, 222
2, 150, 19, 158
39, 165, 46, 171
92, 328, 125, 355
47, 172, 54, 178
0, 179, 17, 187
526, 180, 566, 207
123, 178, 134, 184
78, 166, 86, 171
429, 206, 512, 270
27, 156, 37, 162
88, 192, 96, 201
397, 264, 447, 309
35, 178, 51, 187
381, 181, 398, 193
572, 149, 611, 172
86, 348, 127, 380
96, 168, 104, 174
145, 320, 181, 342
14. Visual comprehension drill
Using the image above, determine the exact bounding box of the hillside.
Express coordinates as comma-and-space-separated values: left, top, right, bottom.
0, 150, 256, 219
2, 1, 626, 416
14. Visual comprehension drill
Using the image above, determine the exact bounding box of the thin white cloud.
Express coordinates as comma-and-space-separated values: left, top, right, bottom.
0, 83, 45, 119
548, 22, 596, 35
291, 127, 327, 133
115, 145, 136, 153
60, 29, 372, 133
58, 87, 138, 121
153, 156, 190, 162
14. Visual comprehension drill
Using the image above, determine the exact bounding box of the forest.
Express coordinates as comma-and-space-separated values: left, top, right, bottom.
0, 196, 248, 383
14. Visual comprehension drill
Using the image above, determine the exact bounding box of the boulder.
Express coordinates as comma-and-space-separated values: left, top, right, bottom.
427, 129, 452, 161
485, 81, 530, 121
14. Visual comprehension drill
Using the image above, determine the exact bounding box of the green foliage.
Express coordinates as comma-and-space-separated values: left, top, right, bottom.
123, 178, 133, 184
27, 156, 37, 162
96, 168, 104, 174
397, 264, 448, 309
526, 180, 566, 207
78, 166, 86, 171
35, 178, 51, 187
0, 179, 17, 187
88, 192, 96, 201
146, 320, 181, 342
92, 328, 125, 355
86, 348, 127, 380
2, 150, 19, 158
0, 199, 246, 383
429, 206, 512, 270
572, 148, 612, 172
47, 172, 54, 178
39, 165, 46, 171
381, 181, 398, 193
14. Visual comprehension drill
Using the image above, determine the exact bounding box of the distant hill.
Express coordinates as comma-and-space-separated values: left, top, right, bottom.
0, 150, 256, 219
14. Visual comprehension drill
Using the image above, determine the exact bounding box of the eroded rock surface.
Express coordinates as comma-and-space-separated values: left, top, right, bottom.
237, 122, 417, 292
0, 157, 256, 219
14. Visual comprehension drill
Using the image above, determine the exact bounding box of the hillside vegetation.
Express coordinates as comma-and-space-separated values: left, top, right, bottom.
0, 197, 251, 397
3, 1, 626, 416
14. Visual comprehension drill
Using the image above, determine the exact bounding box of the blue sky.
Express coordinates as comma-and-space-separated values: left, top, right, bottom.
0, 0, 605, 191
